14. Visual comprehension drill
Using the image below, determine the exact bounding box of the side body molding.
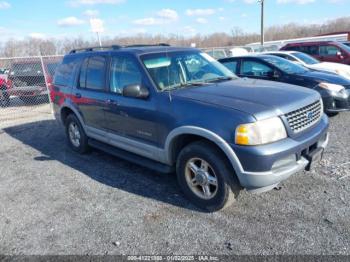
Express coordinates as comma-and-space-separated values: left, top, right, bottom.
164, 126, 244, 180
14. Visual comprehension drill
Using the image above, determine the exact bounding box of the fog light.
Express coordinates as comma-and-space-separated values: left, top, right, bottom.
272, 155, 297, 170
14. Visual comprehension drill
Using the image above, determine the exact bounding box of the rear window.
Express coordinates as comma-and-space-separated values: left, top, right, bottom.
54, 56, 79, 87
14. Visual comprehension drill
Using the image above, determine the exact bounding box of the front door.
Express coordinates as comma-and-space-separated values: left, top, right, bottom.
104, 54, 158, 146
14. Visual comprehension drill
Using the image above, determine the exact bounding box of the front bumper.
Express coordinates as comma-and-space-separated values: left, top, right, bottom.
231, 115, 329, 192
8, 86, 48, 97
323, 89, 350, 113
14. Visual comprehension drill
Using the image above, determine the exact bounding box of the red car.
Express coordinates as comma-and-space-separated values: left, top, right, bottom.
280, 41, 350, 65
1, 59, 60, 106
0, 74, 11, 107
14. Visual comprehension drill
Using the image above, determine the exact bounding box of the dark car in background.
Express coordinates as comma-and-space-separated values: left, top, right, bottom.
219, 55, 350, 115
280, 41, 350, 65
51, 45, 329, 211
7, 60, 59, 104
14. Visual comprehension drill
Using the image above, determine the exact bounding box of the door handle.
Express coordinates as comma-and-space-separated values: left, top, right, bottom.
75, 93, 82, 99
106, 99, 118, 105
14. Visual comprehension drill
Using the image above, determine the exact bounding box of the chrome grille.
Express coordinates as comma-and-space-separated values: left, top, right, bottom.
285, 100, 322, 133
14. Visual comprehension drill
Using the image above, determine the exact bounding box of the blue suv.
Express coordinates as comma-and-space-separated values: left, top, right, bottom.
52, 45, 329, 211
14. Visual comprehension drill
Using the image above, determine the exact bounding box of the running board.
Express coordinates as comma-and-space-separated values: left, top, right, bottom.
88, 139, 174, 174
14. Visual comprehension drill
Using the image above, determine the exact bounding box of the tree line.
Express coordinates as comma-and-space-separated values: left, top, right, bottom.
0, 16, 349, 57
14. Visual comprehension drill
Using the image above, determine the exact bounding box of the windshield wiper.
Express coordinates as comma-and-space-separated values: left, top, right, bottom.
205, 76, 235, 83
175, 81, 209, 89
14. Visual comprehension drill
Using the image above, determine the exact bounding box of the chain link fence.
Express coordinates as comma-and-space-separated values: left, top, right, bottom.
0, 55, 63, 128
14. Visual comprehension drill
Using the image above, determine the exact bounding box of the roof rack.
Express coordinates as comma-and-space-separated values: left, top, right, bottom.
69, 43, 171, 54
69, 45, 121, 54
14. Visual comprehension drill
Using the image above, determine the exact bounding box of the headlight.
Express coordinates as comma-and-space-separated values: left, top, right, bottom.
235, 117, 287, 146
318, 82, 345, 92
335, 69, 350, 78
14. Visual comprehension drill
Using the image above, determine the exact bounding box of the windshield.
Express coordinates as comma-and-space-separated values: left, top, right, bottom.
339, 42, 350, 52
11, 62, 43, 76
142, 51, 237, 91
261, 56, 309, 74
292, 52, 320, 65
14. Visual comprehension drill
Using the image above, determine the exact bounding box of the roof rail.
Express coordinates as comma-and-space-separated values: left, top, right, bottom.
69, 43, 171, 54
69, 45, 121, 54
125, 43, 171, 48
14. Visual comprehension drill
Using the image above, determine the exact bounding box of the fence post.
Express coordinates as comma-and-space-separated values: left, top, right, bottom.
39, 56, 54, 114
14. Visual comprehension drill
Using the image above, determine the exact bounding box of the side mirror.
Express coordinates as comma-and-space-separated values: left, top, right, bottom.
123, 84, 149, 99
267, 70, 280, 79
336, 51, 344, 59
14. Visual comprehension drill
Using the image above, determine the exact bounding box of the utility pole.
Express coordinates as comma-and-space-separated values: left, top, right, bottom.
259, 0, 265, 47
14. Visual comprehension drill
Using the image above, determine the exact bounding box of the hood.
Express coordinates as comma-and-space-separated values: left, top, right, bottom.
172, 78, 320, 120
300, 70, 350, 85
309, 62, 350, 79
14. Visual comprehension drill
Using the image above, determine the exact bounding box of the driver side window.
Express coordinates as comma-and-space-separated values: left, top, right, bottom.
110, 56, 142, 94
241, 60, 273, 77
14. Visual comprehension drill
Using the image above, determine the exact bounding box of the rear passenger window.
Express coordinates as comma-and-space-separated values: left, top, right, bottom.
54, 56, 78, 87
85, 56, 106, 91
222, 61, 238, 73
110, 56, 142, 94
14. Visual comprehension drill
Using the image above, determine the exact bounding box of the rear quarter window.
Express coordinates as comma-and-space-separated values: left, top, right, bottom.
222, 61, 238, 73
53, 56, 80, 87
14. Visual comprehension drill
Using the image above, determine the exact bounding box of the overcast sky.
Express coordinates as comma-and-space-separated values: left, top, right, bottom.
0, 0, 349, 41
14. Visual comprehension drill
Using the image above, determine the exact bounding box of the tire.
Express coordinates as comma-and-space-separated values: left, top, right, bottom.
326, 112, 338, 117
0, 88, 10, 107
176, 141, 241, 212
65, 114, 90, 154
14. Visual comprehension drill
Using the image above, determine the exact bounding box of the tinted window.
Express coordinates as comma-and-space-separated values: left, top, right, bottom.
79, 58, 88, 89
320, 45, 340, 56
110, 56, 142, 94
85, 56, 106, 91
47, 63, 59, 77
54, 56, 79, 87
285, 46, 300, 52
222, 61, 238, 73
307, 46, 319, 55
241, 60, 273, 77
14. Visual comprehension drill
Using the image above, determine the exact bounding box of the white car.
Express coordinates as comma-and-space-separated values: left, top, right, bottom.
265, 51, 350, 81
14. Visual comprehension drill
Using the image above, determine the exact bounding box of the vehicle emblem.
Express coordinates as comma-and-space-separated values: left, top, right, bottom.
306, 111, 314, 120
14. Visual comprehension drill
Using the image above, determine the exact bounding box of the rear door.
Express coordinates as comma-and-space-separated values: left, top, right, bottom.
74, 55, 110, 130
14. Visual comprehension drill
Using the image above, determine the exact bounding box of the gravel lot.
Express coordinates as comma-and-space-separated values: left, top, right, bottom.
0, 112, 349, 256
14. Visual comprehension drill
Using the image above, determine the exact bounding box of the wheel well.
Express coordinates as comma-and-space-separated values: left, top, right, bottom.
170, 134, 233, 169
61, 107, 75, 125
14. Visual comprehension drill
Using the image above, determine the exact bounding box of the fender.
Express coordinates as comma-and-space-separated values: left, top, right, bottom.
59, 101, 87, 132
164, 126, 245, 183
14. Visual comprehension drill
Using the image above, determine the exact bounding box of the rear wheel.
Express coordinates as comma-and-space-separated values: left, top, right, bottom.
176, 141, 240, 212
65, 114, 90, 154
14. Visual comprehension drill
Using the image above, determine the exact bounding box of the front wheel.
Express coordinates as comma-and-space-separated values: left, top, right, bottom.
65, 114, 90, 154
176, 141, 240, 212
